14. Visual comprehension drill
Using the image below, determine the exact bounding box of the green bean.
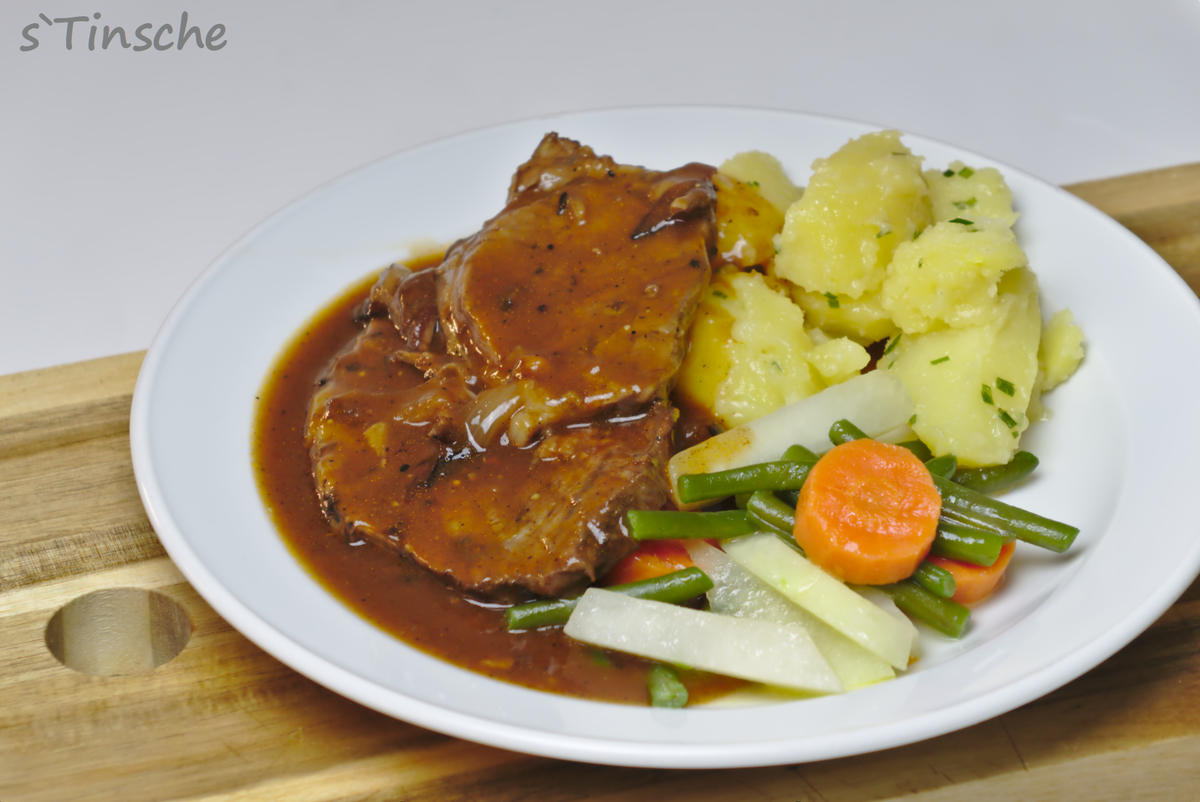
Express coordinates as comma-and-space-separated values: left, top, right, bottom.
828, 419, 870, 445
923, 454, 958, 479
897, 439, 934, 462
911, 561, 957, 598
647, 664, 689, 708
952, 450, 1040, 493
504, 567, 714, 630
676, 460, 811, 504
781, 444, 820, 463
744, 490, 797, 536
626, 509, 758, 540
933, 518, 1008, 566
778, 488, 801, 507
879, 579, 970, 638
933, 475, 1078, 553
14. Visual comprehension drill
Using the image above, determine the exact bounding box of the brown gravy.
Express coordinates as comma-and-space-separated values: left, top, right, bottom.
252, 266, 735, 705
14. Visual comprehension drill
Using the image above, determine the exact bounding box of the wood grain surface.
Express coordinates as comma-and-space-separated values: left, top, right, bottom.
2, 164, 1199, 802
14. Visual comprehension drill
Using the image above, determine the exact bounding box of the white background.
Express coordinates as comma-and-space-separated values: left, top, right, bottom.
4, 0, 1199, 376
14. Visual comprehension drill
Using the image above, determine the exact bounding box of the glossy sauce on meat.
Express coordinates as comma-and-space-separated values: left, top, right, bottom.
252, 135, 741, 704
306, 135, 717, 600
252, 271, 737, 703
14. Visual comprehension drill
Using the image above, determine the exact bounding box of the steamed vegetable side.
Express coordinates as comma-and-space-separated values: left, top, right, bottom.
547, 398, 1078, 706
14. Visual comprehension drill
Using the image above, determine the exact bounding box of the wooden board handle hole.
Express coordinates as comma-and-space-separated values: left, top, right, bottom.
44, 588, 192, 676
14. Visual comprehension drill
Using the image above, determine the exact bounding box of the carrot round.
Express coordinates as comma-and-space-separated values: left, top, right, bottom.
927, 541, 1016, 605
604, 539, 695, 585
794, 438, 941, 585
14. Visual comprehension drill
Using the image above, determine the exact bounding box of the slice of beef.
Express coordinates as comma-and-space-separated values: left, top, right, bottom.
308, 134, 715, 599
307, 319, 673, 599
395, 133, 716, 444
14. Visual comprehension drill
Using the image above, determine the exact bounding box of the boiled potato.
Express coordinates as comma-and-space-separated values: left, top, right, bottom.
1039, 309, 1085, 391
884, 268, 1041, 466
712, 172, 785, 269
925, 161, 1019, 228
677, 270, 868, 428
675, 289, 735, 417
789, 286, 898, 344
881, 222, 1028, 334
699, 135, 1084, 463
719, 150, 803, 214
774, 131, 932, 299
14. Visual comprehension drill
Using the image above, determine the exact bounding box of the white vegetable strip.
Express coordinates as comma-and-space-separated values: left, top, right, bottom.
858, 586, 922, 661
723, 534, 916, 670
686, 541, 894, 690
667, 370, 914, 507
564, 588, 843, 694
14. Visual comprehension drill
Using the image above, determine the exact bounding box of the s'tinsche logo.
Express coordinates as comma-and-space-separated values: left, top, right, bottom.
20, 11, 227, 52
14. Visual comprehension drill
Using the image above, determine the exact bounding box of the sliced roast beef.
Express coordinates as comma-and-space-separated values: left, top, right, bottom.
306, 133, 715, 599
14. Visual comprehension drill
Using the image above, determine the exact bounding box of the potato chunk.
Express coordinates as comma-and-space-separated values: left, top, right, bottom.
884, 268, 1041, 466
881, 222, 1028, 334
676, 270, 868, 428
1039, 308, 1085, 391
789, 286, 898, 344
925, 161, 1019, 228
674, 290, 734, 418
712, 172, 785, 270
774, 131, 932, 299
718, 150, 803, 214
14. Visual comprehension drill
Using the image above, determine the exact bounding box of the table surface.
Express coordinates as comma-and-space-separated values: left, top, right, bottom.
1, 163, 1198, 800
4, 0, 1200, 376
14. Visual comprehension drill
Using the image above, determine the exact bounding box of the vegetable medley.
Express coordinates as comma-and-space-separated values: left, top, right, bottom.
506, 132, 1086, 707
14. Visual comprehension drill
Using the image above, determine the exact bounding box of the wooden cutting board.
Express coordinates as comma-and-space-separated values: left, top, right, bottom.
2, 164, 1199, 802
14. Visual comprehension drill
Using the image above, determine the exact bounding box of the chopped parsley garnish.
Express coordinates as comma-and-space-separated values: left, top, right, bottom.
943, 169, 955, 177
948, 217, 974, 226
711, 290, 728, 299
908, 413, 918, 425
952, 197, 978, 209
981, 384, 994, 405
882, 334, 901, 356
959, 166, 975, 178
996, 377, 1016, 396
930, 355, 950, 365
876, 227, 891, 239
998, 410, 1018, 429
824, 292, 840, 309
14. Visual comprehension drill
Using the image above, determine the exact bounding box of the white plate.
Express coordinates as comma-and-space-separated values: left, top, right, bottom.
130, 107, 1200, 768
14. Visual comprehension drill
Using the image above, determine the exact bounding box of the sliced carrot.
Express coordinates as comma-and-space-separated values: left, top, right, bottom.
603, 539, 695, 585
927, 541, 1016, 605
794, 438, 941, 585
